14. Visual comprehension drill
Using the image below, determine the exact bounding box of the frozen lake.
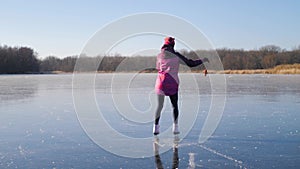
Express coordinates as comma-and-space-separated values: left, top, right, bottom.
0, 74, 299, 168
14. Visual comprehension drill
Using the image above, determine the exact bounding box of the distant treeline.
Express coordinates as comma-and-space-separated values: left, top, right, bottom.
0, 46, 39, 73
1, 45, 300, 74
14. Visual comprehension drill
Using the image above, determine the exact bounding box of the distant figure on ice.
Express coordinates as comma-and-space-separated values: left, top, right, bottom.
203, 69, 208, 76
153, 37, 209, 135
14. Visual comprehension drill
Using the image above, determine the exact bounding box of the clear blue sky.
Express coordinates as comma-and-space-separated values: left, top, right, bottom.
1, 0, 300, 58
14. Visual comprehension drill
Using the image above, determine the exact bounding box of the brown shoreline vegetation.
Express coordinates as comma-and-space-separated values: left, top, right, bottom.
215, 64, 300, 74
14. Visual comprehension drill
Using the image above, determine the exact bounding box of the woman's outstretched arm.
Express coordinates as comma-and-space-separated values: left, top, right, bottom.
175, 52, 208, 67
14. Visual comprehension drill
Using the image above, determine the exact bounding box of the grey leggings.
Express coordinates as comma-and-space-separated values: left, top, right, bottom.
154, 93, 179, 125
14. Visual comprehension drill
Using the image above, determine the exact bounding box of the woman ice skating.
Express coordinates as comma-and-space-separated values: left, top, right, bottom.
153, 37, 209, 135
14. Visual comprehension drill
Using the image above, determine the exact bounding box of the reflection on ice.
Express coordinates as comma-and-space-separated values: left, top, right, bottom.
153, 136, 179, 169
0, 75, 38, 104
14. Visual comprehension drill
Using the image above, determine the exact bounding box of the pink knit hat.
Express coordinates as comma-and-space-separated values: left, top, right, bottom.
164, 37, 175, 45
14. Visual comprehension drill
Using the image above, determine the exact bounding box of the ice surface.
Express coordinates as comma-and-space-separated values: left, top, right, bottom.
0, 74, 299, 168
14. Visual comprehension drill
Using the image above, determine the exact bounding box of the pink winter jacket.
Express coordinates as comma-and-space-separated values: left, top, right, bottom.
155, 45, 204, 96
